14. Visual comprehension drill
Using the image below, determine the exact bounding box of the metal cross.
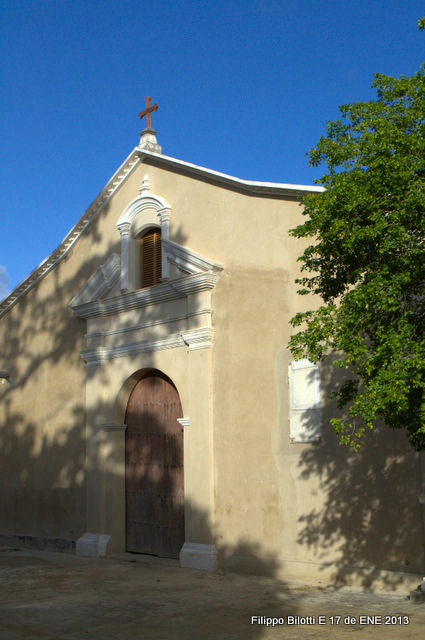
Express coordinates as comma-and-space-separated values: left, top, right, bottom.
139, 96, 159, 129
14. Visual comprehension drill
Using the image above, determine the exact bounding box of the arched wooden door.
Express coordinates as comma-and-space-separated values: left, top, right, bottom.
125, 370, 184, 558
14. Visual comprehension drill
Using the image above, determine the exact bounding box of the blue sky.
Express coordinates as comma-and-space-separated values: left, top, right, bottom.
1, 0, 424, 296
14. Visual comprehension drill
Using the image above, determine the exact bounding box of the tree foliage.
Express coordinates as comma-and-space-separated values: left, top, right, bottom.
289, 66, 425, 451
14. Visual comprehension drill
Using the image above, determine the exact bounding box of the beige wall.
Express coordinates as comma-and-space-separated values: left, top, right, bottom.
0, 155, 423, 589
0, 164, 144, 542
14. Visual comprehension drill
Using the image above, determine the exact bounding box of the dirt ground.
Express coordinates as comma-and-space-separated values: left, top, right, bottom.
0, 546, 424, 640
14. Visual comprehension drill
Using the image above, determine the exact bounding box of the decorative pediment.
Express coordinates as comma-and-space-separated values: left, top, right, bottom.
69, 242, 223, 319
69, 254, 120, 308
162, 239, 223, 275
70, 204, 224, 361
116, 191, 171, 232
116, 177, 172, 291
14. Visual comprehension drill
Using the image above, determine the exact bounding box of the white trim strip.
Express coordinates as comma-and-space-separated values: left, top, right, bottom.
138, 149, 325, 196
71, 272, 219, 318
85, 307, 212, 339
0, 153, 140, 318
1, 144, 322, 319
81, 327, 214, 366
100, 424, 127, 431
177, 418, 190, 428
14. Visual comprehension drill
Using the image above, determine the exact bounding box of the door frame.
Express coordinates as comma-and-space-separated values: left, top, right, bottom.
124, 369, 184, 558
79, 348, 217, 571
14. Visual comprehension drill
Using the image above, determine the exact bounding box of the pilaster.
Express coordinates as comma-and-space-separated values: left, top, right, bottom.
180, 344, 217, 569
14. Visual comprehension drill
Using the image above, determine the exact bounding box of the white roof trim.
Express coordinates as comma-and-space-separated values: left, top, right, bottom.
0, 146, 323, 318
137, 148, 325, 197
0, 149, 141, 318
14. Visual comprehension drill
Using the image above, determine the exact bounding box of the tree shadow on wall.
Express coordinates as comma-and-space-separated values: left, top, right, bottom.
295, 358, 424, 591
119, 402, 302, 640
0, 401, 86, 543
0, 401, 302, 640
0, 216, 202, 548
0, 203, 304, 638
0, 204, 185, 544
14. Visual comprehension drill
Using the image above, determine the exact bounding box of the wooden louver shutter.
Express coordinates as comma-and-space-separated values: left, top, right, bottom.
140, 229, 161, 288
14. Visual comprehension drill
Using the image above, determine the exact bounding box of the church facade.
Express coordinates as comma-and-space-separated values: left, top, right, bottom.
1, 127, 424, 591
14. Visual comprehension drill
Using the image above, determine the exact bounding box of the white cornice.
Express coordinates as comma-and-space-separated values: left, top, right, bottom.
85, 307, 212, 339
69, 254, 120, 308
70, 272, 219, 319
137, 149, 325, 197
81, 327, 214, 366
0, 144, 323, 319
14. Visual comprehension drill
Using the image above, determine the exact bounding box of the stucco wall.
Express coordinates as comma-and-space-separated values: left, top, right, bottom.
0, 162, 144, 542
135, 160, 424, 586
0, 153, 423, 589
0, 249, 88, 541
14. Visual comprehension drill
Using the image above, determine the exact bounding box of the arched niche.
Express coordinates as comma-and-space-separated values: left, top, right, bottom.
117, 190, 171, 291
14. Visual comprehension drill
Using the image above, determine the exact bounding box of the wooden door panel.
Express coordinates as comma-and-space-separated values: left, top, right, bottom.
125, 371, 184, 558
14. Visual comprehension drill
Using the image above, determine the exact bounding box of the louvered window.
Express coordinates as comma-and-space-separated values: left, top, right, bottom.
139, 228, 161, 288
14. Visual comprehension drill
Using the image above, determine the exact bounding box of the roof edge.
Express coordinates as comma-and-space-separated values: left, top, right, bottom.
137, 148, 324, 197
0, 148, 141, 319
0, 147, 324, 319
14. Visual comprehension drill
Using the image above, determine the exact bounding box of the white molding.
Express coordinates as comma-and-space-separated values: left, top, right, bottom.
180, 542, 218, 571
70, 272, 219, 319
85, 308, 212, 339
137, 148, 325, 196
181, 328, 214, 351
0, 144, 322, 319
117, 193, 171, 228
162, 238, 223, 274
177, 418, 190, 428
70, 254, 120, 307
0, 152, 140, 319
81, 327, 214, 366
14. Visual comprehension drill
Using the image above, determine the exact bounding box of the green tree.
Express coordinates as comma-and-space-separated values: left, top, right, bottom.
289, 65, 425, 451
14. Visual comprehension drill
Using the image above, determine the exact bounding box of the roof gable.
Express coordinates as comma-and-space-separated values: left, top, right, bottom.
0, 146, 323, 319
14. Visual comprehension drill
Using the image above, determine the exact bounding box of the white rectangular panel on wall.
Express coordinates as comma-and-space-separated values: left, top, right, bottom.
288, 359, 321, 442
